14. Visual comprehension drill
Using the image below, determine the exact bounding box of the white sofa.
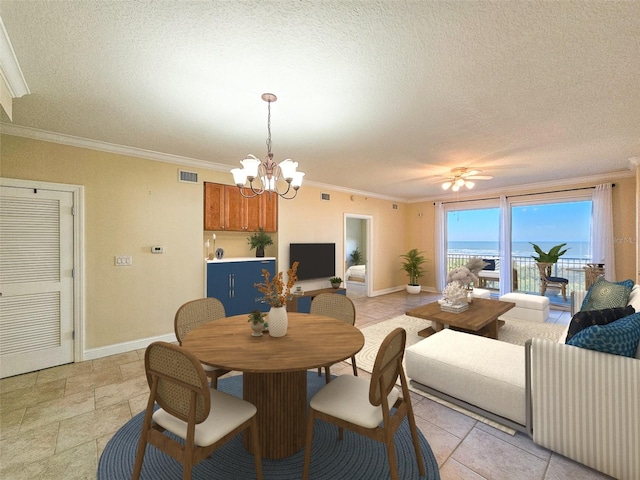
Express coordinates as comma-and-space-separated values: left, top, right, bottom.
406, 287, 640, 480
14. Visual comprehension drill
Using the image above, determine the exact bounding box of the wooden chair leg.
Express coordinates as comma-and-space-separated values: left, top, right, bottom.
324, 366, 331, 384
132, 396, 156, 480
131, 430, 147, 480
385, 430, 399, 480
250, 417, 263, 480
351, 355, 358, 376
407, 411, 426, 475
302, 410, 317, 480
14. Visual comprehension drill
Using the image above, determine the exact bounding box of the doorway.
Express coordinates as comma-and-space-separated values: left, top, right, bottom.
344, 214, 373, 298
0, 178, 84, 377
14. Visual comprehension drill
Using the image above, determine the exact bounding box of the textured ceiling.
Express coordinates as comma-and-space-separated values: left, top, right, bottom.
1, 1, 638, 200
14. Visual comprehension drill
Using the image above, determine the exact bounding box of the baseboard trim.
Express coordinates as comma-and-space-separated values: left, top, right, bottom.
83, 332, 177, 361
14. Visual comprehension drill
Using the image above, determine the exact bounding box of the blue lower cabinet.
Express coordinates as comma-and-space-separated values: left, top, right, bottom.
206, 259, 275, 316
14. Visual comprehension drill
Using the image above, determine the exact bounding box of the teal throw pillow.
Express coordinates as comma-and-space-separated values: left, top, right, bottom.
567, 312, 640, 358
581, 278, 634, 311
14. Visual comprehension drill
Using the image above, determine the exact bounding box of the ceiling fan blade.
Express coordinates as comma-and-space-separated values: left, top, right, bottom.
462, 169, 482, 177
466, 175, 493, 180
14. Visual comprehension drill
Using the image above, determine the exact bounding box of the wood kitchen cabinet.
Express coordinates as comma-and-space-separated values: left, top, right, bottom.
204, 182, 278, 232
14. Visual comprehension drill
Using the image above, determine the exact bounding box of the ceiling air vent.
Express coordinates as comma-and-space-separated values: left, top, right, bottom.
178, 170, 198, 183
321, 193, 331, 201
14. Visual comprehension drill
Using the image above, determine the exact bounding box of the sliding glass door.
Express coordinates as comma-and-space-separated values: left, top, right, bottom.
510, 199, 592, 303
444, 195, 593, 306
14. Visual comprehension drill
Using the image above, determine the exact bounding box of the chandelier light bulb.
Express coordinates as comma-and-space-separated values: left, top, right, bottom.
442, 181, 452, 190
464, 180, 475, 189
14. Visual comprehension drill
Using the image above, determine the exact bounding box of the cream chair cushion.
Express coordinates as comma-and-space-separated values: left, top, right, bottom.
153, 388, 257, 447
309, 375, 400, 429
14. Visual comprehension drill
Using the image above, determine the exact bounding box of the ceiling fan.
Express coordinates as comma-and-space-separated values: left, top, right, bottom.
441, 167, 493, 191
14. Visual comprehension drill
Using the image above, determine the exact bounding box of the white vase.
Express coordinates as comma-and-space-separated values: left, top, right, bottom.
268, 306, 288, 337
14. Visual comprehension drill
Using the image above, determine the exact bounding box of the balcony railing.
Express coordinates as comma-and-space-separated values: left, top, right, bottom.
446, 253, 589, 300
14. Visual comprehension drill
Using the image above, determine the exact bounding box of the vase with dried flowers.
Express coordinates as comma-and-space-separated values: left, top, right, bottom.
254, 262, 299, 337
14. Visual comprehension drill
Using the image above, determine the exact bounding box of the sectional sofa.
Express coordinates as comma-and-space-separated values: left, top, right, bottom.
406, 282, 640, 480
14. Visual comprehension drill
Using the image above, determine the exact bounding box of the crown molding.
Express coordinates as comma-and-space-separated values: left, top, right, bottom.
3, 122, 629, 205
1, 122, 406, 202
0, 16, 29, 98
0, 123, 231, 171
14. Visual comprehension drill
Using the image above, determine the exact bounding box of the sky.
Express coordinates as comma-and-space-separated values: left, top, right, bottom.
447, 201, 592, 243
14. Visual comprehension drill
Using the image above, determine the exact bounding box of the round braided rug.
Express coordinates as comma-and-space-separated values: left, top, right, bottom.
98, 371, 440, 479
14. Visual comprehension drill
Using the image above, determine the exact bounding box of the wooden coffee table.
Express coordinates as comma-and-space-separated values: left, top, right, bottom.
406, 298, 515, 339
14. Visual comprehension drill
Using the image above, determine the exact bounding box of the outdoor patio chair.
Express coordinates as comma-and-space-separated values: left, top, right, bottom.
536, 262, 568, 302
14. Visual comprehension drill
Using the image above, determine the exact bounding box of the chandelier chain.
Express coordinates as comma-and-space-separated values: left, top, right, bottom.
266, 99, 272, 155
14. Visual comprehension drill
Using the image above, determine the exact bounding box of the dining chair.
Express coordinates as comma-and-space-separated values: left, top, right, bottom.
536, 262, 569, 301
302, 327, 425, 480
309, 293, 358, 382
174, 298, 230, 388
132, 342, 263, 480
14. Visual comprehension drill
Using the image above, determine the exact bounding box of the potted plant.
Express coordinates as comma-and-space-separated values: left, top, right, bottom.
400, 248, 427, 294
247, 309, 265, 336
350, 248, 363, 266
530, 243, 569, 264
530, 243, 569, 295
329, 276, 342, 289
247, 227, 274, 257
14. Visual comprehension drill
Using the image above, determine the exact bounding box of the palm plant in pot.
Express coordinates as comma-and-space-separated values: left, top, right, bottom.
400, 248, 427, 294
247, 228, 273, 257
530, 242, 569, 295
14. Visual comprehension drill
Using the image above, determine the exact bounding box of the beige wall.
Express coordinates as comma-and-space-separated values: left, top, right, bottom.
1, 134, 637, 355
0, 135, 410, 353
278, 186, 408, 292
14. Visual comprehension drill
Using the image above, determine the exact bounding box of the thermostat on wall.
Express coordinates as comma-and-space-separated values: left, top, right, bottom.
151, 246, 164, 254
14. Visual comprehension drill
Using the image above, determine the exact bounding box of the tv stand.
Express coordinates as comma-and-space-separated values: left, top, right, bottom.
286, 287, 346, 313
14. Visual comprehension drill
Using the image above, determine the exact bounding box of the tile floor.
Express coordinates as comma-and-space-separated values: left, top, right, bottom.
0, 291, 613, 479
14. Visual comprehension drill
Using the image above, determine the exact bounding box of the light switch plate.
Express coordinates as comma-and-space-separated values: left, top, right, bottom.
114, 256, 132, 266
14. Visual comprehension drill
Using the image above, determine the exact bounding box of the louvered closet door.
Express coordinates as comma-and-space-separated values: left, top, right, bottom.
0, 186, 74, 378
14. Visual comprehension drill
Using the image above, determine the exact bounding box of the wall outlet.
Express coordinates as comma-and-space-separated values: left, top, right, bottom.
114, 255, 132, 266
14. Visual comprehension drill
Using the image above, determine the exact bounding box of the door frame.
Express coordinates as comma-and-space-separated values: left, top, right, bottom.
344, 213, 373, 297
1, 177, 85, 363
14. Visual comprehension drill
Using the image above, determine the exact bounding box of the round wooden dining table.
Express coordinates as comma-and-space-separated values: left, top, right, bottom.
182, 312, 365, 459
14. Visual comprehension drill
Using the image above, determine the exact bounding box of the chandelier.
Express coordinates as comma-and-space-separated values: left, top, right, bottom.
231, 93, 304, 199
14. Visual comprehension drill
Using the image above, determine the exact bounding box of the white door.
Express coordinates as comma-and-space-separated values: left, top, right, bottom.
0, 185, 75, 377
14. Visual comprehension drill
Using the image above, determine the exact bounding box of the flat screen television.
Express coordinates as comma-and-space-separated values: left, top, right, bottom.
289, 243, 336, 281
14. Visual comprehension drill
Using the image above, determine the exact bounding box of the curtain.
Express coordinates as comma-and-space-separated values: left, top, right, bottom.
591, 184, 616, 281
435, 202, 446, 292
498, 195, 512, 295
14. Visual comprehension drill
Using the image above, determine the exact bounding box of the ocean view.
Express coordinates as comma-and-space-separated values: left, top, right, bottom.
448, 241, 591, 259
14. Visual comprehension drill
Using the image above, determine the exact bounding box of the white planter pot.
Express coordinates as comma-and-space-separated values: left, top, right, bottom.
268, 306, 288, 337
406, 284, 421, 294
